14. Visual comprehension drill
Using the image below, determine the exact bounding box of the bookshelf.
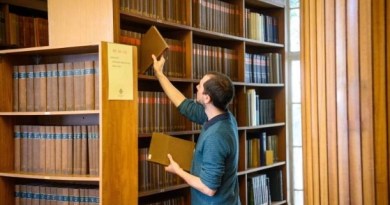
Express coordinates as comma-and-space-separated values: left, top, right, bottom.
0, 42, 139, 204
118, 0, 287, 204
0, 0, 287, 204
0, 0, 48, 49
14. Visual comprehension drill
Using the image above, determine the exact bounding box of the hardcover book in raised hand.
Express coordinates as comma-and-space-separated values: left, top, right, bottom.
140, 26, 169, 74
148, 132, 195, 171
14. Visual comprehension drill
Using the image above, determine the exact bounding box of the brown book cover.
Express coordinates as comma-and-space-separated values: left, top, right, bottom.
38, 186, 46, 205
13, 66, 19, 111
46, 126, 56, 174
14, 125, 21, 172
26, 65, 34, 111
17, 65, 27, 112
87, 126, 94, 176
46, 63, 59, 111
31, 185, 40, 205
27, 126, 34, 172
15, 184, 20, 205
67, 126, 74, 175
81, 125, 87, 175
61, 126, 69, 175
140, 26, 168, 73
57, 63, 66, 111
54, 126, 62, 174
87, 125, 99, 176
84, 61, 95, 110
93, 60, 99, 110
148, 132, 195, 171
20, 125, 28, 172
93, 125, 100, 176
73, 125, 82, 175
33, 64, 47, 111
38, 126, 46, 173
64, 62, 74, 111
73, 61, 86, 110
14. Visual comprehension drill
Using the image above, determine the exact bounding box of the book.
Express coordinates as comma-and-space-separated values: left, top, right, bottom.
148, 132, 195, 171
57, 63, 66, 111
140, 26, 168, 74
33, 64, 47, 111
84, 61, 95, 110
13, 66, 19, 111
17, 65, 27, 112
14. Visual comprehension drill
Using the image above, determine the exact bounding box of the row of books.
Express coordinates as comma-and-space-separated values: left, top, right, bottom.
248, 174, 271, 205
120, 30, 282, 84
14, 125, 99, 176
8, 13, 49, 47
120, 0, 188, 25
139, 147, 184, 192
245, 53, 283, 84
13, 60, 99, 112
248, 170, 284, 205
138, 91, 187, 134
193, 43, 238, 81
245, 9, 279, 43
15, 183, 99, 205
0, 11, 6, 44
246, 89, 275, 126
192, 0, 240, 36
120, 29, 186, 77
142, 196, 185, 205
247, 132, 279, 168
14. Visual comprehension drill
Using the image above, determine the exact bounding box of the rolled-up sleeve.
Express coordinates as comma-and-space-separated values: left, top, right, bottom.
178, 99, 208, 124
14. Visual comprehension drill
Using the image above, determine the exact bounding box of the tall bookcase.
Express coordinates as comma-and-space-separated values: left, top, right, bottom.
117, 0, 287, 204
0, 42, 139, 204
0, 0, 287, 204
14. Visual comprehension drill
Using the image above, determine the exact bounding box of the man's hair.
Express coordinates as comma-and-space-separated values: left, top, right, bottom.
203, 71, 235, 111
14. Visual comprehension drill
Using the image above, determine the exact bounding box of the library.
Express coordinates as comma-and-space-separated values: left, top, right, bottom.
0, 0, 389, 205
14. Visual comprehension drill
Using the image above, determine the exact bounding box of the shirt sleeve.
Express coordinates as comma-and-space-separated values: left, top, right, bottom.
178, 99, 208, 124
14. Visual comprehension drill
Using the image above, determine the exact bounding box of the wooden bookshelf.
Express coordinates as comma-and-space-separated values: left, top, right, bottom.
0, 0, 287, 204
118, 0, 287, 204
0, 42, 139, 204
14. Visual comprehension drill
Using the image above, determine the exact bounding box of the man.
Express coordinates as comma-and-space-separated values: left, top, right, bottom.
152, 54, 240, 205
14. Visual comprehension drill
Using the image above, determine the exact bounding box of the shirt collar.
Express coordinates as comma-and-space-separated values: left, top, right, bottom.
204, 112, 229, 130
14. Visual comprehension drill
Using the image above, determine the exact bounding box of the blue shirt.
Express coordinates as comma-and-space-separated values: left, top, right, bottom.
178, 99, 241, 205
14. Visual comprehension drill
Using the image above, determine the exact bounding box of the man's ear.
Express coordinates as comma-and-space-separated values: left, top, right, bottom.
203, 94, 211, 104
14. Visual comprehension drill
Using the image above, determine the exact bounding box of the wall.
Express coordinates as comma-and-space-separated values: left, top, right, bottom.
48, 0, 115, 46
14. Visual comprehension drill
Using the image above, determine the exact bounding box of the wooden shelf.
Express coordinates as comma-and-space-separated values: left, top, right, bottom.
138, 184, 190, 197
0, 172, 99, 182
237, 161, 286, 175
245, 0, 286, 8
0, 110, 99, 116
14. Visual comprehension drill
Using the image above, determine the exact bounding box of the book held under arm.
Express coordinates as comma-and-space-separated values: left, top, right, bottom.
148, 132, 195, 171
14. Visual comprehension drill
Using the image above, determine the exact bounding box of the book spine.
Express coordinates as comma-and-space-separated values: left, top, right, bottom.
94, 60, 99, 110
57, 63, 66, 111
73, 61, 85, 110
33, 64, 47, 111
26, 65, 35, 111
14, 125, 21, 172
65, 62, 74, 111
84, 61, 95, 110
13, 66, 19, 111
